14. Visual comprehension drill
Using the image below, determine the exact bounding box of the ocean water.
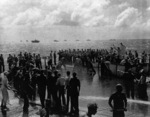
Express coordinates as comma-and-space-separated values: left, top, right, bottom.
0, 39, 150, 58
0, 39, 150, 53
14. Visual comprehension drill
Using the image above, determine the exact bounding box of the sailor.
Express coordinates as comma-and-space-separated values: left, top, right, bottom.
122, 69, 135, 99
36, 70, 47, 108
0, 71, 10, 111
81, 103, 98, 117
20, 71, 31, 113
30, 68, 38, 101
0, 54, 5, 72
47, 71, 53, 99
7, 54, 13, 70
47, 56, 52, 70
56, 74, 66, 111
70, 72, 80, 115
137, 69, 148, 100
108, 84, 127, 117
54, 51, 57, 65
65, 71, 71, 113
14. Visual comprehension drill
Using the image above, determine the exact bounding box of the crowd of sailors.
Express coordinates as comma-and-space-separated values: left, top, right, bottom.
0, 43, 149, 73
0, 52, 81, 115
57, 46, 150, 72
56, 46, 149, 100
0, 44, 150, 116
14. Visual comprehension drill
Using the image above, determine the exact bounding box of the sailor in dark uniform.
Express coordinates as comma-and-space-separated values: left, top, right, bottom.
109, 84, 127, 117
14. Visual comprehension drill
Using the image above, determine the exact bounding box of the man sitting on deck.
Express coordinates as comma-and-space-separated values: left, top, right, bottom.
81, 103, 98, 117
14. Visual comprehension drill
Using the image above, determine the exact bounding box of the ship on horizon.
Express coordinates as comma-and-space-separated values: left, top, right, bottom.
86, 39, 91, 41
109, 39, 116, 41
31, 39, 40, 43
54, 40, 59, 42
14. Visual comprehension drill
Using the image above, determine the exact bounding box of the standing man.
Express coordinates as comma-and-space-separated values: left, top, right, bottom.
0, 71, 10, 110
122, 69, 135, 99
50, 51, 53, 60
108, 84, 127, 117
0, 54, 5, 72
38, 54, 42, 69
13, 55, 18, 67
36, 70, 47, 108
7, 54, 13, 70
0, 55, 2, 73
54, 51, 57, 65
65, 71, 71, 113
47, 57, 52, 70
138, 69, 148, 100
70, 72, 80, 115
30, 69, 38, 101
56, 74, 66, 111
20, 71, 31, 113
47, 71, 53, 100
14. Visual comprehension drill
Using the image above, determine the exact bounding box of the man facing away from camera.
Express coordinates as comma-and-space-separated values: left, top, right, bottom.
65, 71, 71, 113
69, 72, 80, 115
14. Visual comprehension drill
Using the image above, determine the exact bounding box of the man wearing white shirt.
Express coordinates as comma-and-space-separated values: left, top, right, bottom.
65, 71, 71, 113
56, 74, 66, 110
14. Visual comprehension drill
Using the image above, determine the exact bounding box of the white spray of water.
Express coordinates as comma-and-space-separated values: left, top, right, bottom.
79, 96, 150, 105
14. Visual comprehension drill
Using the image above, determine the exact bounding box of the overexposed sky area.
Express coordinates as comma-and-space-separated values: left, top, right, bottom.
0, 0, 150, 43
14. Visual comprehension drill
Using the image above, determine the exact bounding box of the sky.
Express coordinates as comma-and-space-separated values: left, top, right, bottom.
0, 0, 150, 43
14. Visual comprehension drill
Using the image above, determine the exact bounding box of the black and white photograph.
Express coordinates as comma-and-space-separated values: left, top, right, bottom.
0, 0, 150, 117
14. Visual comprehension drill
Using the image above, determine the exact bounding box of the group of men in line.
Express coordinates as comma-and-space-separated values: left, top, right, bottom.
3, 45, 150, 76
58, 45, 149, 67
7, 52, 43, 70
6, 51, 58, 72
58, 45, 147, 63
56, 47, 150, 78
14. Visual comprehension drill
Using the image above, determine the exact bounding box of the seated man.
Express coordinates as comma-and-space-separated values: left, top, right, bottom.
81, 103, 98, 117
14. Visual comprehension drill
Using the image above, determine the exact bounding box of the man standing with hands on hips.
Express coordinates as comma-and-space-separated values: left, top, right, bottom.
109, 84, 127, 117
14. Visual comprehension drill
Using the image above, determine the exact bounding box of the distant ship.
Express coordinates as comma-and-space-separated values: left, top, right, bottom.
76, 39, 79, 41
54, 40, 59, 42
64, 40, 67, 42
110, 39, 116, 41
86, 39, 91, 41
31, 39, 40, 43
